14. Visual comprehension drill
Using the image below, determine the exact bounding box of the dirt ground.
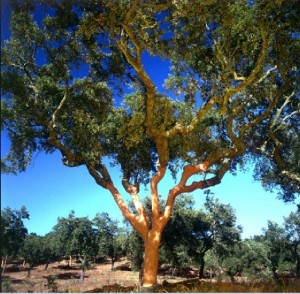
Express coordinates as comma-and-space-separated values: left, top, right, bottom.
3, 260, 299, 293
1, 259, 190, 293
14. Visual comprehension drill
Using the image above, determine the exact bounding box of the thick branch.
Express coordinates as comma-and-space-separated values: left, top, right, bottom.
160, 160, 211, 228
166, 96, 221, 137
87, 165, 148, 240
161, 159, 230, 229
122, 175, 148, 227
86, 164, 110, 188
114, 18, 171, 166
281, 171, 300, 184
47, 89, 83, 167
51, 88, 69, 127
150, 163, 167, 221
181, 160, 230, 193
106, 182, 148, 241
123, 0, 140, 23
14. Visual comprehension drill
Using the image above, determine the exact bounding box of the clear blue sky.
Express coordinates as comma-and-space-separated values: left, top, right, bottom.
1, 1, 297, 240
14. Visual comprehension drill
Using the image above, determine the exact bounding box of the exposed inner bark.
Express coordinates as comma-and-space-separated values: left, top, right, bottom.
142, 229, 162, 286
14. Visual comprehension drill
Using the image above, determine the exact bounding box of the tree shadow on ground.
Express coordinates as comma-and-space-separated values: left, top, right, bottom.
158, 266, 199, 279
3, 266, 27, 273
53, 265, 79, 270
2, 276, 24, 284
113, 263, 131, 271
51, 272, 89, 280
56, 273, 89, 280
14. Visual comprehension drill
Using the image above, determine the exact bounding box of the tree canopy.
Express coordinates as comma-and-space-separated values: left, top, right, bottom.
1, 206, 29, 258
1, 0, 299, 286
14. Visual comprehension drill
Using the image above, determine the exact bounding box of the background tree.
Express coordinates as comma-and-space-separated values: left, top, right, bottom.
239, 239, 271, 279
52, 211, 96, 271
21, 233, 46, 277
1, 206, 29, 274
42, 232, 60, 271
124, 229, 144, 273
284, 208, 300, 277
52, 211, 97, 281
1, 0, 299, 287
160, 195, 196, 268
214, 239, 272, 282
198, 193, 242, 278
258, 221, 293, 281
93, 212, 123, 269
215, 241, 244, 283
52, 210, 78, 266
160, 193, 241, 278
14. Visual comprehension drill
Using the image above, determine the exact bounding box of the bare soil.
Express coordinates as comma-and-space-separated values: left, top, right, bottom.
1, 259, 190, 293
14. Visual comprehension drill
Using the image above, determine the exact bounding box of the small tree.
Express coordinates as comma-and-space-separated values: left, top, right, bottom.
93, 212, 122, 269
42, 232, 60, 270
240, 239, 271, 278
21, 233, 45, 277
2, 1, 299, 286
221, 239, 272, 280
52, 211, 77, 266
1, 206, 29, 274
52, 211, 97, 280
160, 195, 197, 268
260, 221, 293, 281
284, 208, 300, 277
125, 230, 144, 273
160, 193, 241, 278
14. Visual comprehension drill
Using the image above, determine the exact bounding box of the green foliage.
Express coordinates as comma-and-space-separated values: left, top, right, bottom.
262, 221, 293, 275
93, 212, 123, 267
240, 239, 271, 278
46, 275, 58, 292
284, 208, 300, 277
1, 206, 29, 258
52, 211, 97, 259
1, 0, 298, 201
125, 230, 144, 271
21, 233, 46, 268
159, 193, 242, 275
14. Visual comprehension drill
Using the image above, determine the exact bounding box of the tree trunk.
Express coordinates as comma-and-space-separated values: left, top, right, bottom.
272, 266, 279, 283
1, 255, 8, 276
69, 255, 72, 267
296, 256, 300, 278
44, 263, 49, 271
198, 254, 205, 279
141, 230, 161, 287
80, 269, 85, 282
27, 267, 32, 278
111, 258, 115, 270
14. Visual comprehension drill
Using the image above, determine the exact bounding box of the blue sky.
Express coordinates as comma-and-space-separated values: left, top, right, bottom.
1, 1, 298, 240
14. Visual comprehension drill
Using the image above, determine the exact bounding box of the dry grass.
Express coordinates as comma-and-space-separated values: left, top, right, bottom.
156, 279, 300, 293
